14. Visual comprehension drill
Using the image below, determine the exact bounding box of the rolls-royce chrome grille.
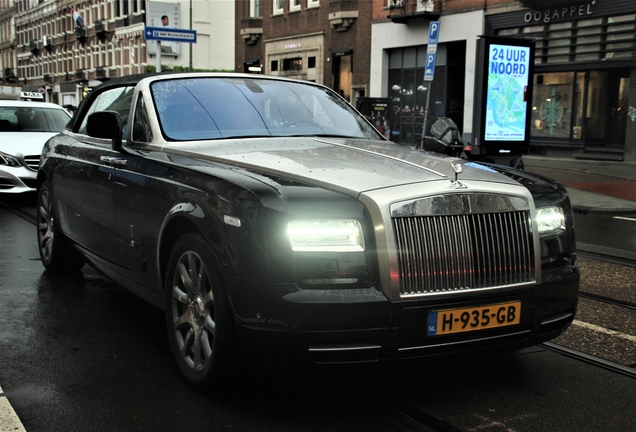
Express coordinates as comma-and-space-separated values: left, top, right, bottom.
392, 210, 535, 296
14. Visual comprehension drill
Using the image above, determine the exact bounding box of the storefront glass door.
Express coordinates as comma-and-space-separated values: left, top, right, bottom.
585, 71, 607, 141
609, 75, 629, 145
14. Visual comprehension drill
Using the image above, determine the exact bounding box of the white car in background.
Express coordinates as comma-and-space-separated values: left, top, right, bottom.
0, 100, 71, 193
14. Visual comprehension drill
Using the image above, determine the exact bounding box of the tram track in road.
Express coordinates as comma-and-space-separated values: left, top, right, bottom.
577, 250, 636, 309
579, 291, 636, 311
578, 249, 636, 269
540, 342, 636, 379
345, 381, 461, 432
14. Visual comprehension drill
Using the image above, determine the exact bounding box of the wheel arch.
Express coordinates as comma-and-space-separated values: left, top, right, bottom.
157, 203, 229, 295
37, 169, 49, 189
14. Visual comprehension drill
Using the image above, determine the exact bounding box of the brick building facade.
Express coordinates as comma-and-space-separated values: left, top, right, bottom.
1, 0, 234, 108
236, 0, 373, 108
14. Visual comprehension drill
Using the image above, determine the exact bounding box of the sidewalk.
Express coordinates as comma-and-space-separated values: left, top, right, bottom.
523, 156, 636, 214
0, 386, 26, 432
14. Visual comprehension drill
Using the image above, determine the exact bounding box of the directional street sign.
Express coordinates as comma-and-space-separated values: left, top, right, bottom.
144, 26, 197, 44
424, 53, 437, 81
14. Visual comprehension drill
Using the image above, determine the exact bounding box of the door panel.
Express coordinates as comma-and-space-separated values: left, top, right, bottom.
61, 138, 120, 259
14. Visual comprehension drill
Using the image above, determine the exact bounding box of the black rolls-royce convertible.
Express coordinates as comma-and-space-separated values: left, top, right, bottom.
37, 73, 579, 392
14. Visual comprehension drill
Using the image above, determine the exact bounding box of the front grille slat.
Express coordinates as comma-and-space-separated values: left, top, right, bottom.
393, 210, 535, 296
24, 155, 40, 171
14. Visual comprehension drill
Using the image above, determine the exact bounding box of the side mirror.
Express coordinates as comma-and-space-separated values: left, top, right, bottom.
86, 111, 123, 150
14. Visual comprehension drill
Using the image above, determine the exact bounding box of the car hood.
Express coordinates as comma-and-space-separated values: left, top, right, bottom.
0, 132, 58, 156
162, 137, 523, 196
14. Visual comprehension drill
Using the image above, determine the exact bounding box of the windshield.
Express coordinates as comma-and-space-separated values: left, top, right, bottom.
0, 106, 70, 132
151, 77, 383, 141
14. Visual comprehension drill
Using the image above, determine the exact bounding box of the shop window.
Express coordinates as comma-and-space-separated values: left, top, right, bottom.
387, 44, 458, 146
271, 60, 278, 72
531, 72, 574, 140
531, 70, 626, 144
282, 57, 302, 71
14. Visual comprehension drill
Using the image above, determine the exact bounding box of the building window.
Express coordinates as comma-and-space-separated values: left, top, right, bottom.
271, 60, 278, 72
308, 56, 316, 69
273, 0, 283, 15
531, 70, 629, 145
307, 0, 319, 8
606, 14, 635, 59
575, 18, 602, 62
282, 57, 302, 71
290, 0, 300, 12
250, 0, 260, 17
531, 72, 574, 140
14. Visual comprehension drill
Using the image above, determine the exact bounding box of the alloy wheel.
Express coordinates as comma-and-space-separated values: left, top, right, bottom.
170, 250, 216, 372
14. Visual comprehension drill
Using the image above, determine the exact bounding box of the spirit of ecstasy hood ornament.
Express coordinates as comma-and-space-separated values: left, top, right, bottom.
450, 162, 467, 189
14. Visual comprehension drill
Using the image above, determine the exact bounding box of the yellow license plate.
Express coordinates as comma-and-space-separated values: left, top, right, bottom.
427, 301, 521, 336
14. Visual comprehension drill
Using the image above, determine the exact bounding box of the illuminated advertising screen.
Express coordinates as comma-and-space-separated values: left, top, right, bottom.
484, 44, 531, 141
472, 36, 535, 155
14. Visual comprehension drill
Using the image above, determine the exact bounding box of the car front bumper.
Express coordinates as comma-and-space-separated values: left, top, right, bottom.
0, 166, 37, 193
225, 265, 580, 369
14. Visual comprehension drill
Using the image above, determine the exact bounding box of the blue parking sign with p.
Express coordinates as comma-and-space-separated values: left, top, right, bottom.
428, 21, 440, 45
424, 53, 437, 81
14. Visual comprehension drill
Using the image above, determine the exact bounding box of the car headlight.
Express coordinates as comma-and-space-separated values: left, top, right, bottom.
536, 206, 565, 236
0, 152, 21, 168
287, 220, 365, 252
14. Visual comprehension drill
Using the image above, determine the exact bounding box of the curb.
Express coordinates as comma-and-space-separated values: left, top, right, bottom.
0, 386, 26, 432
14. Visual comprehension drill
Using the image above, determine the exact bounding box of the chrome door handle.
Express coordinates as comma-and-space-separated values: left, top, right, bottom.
100, 156, 127, 166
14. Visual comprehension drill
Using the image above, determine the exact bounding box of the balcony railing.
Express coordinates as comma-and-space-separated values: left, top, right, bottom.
388, 0, 439, 24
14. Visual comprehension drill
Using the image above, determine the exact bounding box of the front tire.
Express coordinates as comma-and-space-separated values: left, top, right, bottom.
37, 180, 84, 273
164, 233, 237, 393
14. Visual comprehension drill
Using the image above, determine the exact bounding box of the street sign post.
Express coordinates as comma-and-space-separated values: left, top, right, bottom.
144, 26, 197, 43
144, 26, 197, 72
420, 21, 440, 149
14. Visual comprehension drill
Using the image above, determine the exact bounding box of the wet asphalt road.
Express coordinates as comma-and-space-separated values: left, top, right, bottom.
1, 189, 636, 431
